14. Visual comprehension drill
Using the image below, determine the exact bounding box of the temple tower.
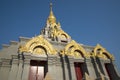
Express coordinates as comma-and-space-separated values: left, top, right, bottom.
0, 3, 120, 80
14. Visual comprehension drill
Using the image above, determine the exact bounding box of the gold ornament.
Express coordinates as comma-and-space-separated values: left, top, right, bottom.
19, 35, 56, 55
93, 44, 114, 60
62, 40, 90, 58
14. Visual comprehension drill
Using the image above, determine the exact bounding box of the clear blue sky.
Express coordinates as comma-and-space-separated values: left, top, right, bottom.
0, 0, 120, 69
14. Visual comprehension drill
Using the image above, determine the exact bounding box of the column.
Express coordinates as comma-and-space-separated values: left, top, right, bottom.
0, 59, 11, 80
85, 58, 97, 80
63, 56, 77, 80
97, 58, 110, 80
8, 58, 19, 80
55, 57, 64, 80
63, 56, 68, 80
47, 55, 56, 80
67, 56, 77, 80
22, 53, 31, 80
16, 54, 24, 80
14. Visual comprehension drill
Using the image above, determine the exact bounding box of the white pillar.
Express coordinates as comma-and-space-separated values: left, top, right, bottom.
16, 60, 23, 80
8, 59, 18, 80
22, 53, 31, 80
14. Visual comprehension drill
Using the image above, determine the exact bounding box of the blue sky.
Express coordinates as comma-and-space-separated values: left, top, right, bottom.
0, 0, 120, 69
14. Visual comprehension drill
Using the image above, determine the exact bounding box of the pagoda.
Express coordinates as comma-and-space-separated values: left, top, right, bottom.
0, 3, 120, 80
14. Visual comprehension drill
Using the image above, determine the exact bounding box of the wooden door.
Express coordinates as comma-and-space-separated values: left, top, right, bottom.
74, 62, 83, 80
29, 60, 46, 80
37, 66, 44, 80
29, 66, 37, 80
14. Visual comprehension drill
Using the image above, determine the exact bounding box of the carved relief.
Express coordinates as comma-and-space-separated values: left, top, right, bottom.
19, 35, 56, 55
33, 46, 46, 54
57, 30, 71, 42
47, 22, 71, 42
62, 40, 90, 58
93, 44, 114, 60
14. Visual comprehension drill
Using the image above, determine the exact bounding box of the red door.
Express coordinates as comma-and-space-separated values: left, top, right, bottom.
29, 60, 46, 80
74, 62, 83, 80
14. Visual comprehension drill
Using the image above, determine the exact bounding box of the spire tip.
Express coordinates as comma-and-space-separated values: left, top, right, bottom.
47, 2, 56, 24
50, 3, 52, 11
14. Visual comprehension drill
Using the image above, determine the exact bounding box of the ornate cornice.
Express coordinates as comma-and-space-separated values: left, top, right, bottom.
19, 35, 57, 55
92, 44, 114, 60
61, 40, 90, 58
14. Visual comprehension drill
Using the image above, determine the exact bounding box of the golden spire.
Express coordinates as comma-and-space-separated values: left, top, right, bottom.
47, 3, 56, 24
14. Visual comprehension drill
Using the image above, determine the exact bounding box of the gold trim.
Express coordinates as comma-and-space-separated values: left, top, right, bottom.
19, 35, 56, 55
62, 40, 90, 58
93, 44, 114, 60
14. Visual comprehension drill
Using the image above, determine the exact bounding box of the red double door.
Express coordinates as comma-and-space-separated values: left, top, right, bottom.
29, 60, 47, 80
74, 62, 83, 80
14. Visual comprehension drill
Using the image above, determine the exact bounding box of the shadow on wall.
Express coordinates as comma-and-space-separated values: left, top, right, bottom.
60, 55, 66, 80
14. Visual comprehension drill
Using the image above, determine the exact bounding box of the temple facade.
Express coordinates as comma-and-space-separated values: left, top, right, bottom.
0, 3, 120, 80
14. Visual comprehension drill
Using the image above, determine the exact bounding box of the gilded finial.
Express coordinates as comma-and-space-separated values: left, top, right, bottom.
50, 3, 52, 11
57, 22, 61, 27
47, 3, 56, 24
